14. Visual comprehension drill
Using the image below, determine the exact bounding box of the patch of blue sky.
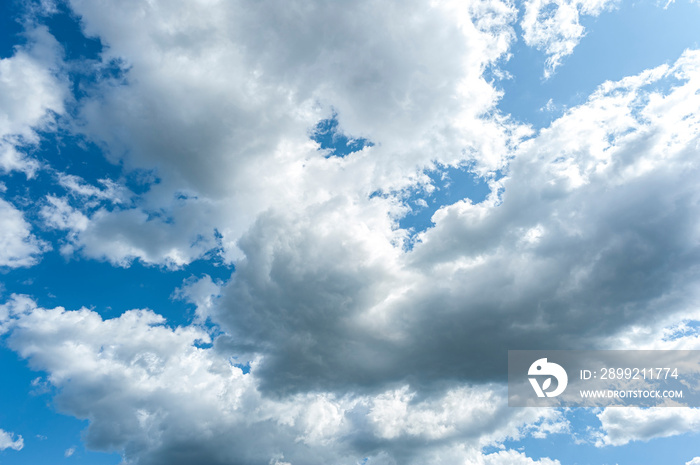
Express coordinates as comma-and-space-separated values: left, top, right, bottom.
496, 0, 700, 130
43, 1, 102, 61
398, 164, 493, 235
500, 408, 700, 465
0, 0, 25, 59
232, 360, 252, 374
1, 252, 231, 325
1, 0, 103, 62
663, 320, 700, 341
29, 130, 123, 184
310, 116, 373, 158
2, 128, 140, 236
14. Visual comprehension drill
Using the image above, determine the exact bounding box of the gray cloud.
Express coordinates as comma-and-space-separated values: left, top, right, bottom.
211, 52, 700, 395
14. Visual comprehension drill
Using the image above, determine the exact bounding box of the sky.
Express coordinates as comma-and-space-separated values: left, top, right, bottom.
1, 0, 700, 464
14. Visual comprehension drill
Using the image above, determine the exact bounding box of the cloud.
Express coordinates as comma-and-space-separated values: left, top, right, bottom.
57, 174, 128, 205
687, 458, 700, 465
40, 195, 90, 232
209, 50, 700, 394
64, 446, 75, 457
0, 25, 66, 177
481, 450, 561, 465
52, 0, 523, 268
40, 191, 218, 268
520, 0, 617, 77
0, 429, 24, 451
172, 274, 222, 323
594, 407, 700, 446
0, 295, 563, 465
0, 198, 49, 268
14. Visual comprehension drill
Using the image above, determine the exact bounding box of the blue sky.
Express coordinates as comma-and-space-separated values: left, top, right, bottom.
2, 1, 700, 464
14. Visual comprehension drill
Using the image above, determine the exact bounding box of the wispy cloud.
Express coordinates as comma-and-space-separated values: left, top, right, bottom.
521, 0, 618, 77
0, 429, 23, 451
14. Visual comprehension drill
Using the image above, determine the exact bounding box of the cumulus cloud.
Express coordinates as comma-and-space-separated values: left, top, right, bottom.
0, 428, 24, 451
0, 198, 49, 268
0, 295, 562, 465
209, 50, 700, 394
594, 407, 700, 446
50, 0, 524, 268
521, 0, 617, 77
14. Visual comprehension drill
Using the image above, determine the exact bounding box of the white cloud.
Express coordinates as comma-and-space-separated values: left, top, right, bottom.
0, 25, 66, 177
64, 446, 75, 457
0, 429, 24, 451
57, 174, 128, 205
49, 0, 524, 268
172, 274, 222, 322
41, 195, 90, 232
0, 198, 49, 268
521, 0, 617, 77
40, 193, 218, 268
594, 407, 700, 446
481, 449, 561, 465
686, 457, 700, 465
